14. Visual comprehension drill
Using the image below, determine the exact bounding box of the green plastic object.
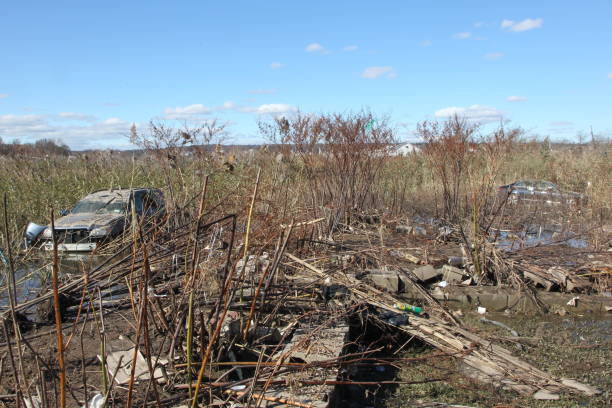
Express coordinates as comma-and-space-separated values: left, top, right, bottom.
394, 302, 422, 315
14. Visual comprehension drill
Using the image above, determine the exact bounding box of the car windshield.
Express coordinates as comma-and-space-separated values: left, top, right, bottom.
536, 181, 557, 190
513, 181, 532, 188
71, 199, 127, 214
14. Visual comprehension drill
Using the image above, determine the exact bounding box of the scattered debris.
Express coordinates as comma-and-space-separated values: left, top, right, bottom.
447, 256, 467, 267
82, 394, 105, 408
100, 347, 167, 385
1, 198, 608, 408
394, 302, 423, 315
441, 265, 467, 284
533, 389, 560, 400
480, 317, 519, 337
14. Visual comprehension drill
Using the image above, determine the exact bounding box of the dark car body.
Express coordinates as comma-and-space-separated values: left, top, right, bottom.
497, 180, 586, 207
39, 188, 165, 251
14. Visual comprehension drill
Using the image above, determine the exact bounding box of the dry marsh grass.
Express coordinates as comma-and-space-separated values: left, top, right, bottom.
0, 115, 609, 252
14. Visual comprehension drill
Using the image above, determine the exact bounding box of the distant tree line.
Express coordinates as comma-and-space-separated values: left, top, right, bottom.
0, 137, 71, 156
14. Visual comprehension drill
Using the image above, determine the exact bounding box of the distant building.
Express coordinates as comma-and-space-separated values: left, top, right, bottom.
392, 142, 421, 156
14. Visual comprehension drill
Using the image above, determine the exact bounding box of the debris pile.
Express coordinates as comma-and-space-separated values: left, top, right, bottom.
0, 202, 607, 407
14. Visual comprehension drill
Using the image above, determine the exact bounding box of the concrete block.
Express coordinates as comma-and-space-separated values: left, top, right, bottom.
413, 265, 442, 282
442, 264, 467, 284
476, 292, 510, 311
369, 273, 401, 293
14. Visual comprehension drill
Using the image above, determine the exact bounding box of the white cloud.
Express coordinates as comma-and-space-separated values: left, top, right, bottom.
305, 43, 328, 53
240, 104, 297, 115
506, 95, 527, 102
269, 62, 285, 69
256, 104, 297, 114
163, 104, 212, 120
102, 117, 124, 125
0, 94, 8, 99
220, 101, 236, 110
501, 18, 543, 32
58, 112, 97, 122
163, 101, 297, 119
474, 22, 485, 28
343, 45, 358, 52
248, 89, 276, 95
0, 114, 51, 135
484, 52, 504, 60
361, 66, 396, 79
453, 32, 471, 39
420, 40, 432, 47
435, 104, 504, 124
0, 113, 131, 150
608, 72, 612, 79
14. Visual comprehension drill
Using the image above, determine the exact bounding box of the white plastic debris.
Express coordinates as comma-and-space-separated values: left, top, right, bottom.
24, 396, 42, 408
82, 394, 105, 408
230, 385, 247, 391
533, 389, 560, 400
477, 306, 487, 315
437, 280, 448, 288
99, 348, 167, 385
567, 296, 579, 307
560, 378, 601, 395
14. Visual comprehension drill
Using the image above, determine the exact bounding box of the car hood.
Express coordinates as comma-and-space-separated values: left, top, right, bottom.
50, 213, 125, 230
565, 191, 584, 198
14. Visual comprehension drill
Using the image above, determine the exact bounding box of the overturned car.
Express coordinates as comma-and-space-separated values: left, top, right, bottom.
497, 180, 587, 207
27, 188, 165, 252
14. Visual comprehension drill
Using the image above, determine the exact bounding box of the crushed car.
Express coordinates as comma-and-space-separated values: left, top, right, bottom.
26, 188, 165, 252
498, 180, 586, 207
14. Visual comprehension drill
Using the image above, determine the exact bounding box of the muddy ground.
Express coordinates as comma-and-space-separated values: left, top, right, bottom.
2, 306, 610, 407
388, 311, 611, 408
1, 221, 610, 407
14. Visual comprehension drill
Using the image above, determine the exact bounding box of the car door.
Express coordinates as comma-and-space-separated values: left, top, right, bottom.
142, 191, 160, 218
511, 181, 535, 203
151, 190, 165, 216
536, 181, 560, 204
132, 190, 146, 215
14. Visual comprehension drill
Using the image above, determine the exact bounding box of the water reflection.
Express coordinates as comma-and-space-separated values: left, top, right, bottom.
494, 228, 588, 251
0, 254, 110, 309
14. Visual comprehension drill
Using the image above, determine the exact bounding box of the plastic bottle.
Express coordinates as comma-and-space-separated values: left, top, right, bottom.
393, 302, 422, 315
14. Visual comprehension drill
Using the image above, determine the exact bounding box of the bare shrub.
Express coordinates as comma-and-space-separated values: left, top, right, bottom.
418, 115, 523, 282
464, 126, 522, 281
129, 120, 227, 165
418, 115, 479, 224
260, 111, 396, 235
129, 120, 228, 215
0, 138, 70, 157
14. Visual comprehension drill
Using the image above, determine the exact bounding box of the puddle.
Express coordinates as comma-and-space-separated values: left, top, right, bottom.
406, 218, 590, 251
1, 254, 110, 310
0, 262, 46, 308
493, 228, 588, 251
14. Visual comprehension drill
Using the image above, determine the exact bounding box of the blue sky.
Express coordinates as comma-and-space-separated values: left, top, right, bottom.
1, 0, 611, 150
